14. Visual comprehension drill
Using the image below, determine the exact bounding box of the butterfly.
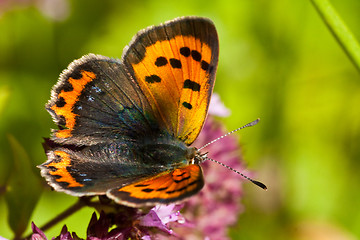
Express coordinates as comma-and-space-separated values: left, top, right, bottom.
39, 16, 219, 207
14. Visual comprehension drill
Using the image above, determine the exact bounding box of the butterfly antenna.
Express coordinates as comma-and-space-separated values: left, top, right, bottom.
198, 118, 260, 151
205, 156, 267, 190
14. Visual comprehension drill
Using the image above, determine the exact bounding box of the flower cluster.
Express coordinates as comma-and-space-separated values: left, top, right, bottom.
174, 105, 248, 239
30, 203, 187, 240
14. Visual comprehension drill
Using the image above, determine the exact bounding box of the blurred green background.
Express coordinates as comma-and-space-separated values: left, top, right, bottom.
1, 0, 360, 239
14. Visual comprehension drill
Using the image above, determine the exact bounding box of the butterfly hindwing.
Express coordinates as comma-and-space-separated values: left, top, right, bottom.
40, 145, 138, 195
40, 141, 203, 204
109, 164, 204, 207
123, 16, 219, 145
40, 139, 188, 195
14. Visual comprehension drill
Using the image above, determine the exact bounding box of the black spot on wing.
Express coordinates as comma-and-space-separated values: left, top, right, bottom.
169, 58, 182, 68
201, 60, 210, 71
174, 171, 187, 177
183, 79, 200, 92
191, 50, 201, 62
145, 75, 161, 83
55, 97, 66, 108
69, 70, 83, 80
182, 102, 192, 109
62, 82, 74, 92
155, 57, 168, 67
156, 187, 168, 191
180, 47, 191, 57
135, 184, 150, 187
174, 176, 191, 183
142, 188, 154, 193
165, 180, 201, 194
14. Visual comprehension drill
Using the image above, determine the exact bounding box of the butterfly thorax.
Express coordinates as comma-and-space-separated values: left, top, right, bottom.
137, 134, 197, 170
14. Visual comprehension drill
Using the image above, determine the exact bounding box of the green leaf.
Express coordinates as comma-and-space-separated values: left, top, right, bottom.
5, 135, 43, 239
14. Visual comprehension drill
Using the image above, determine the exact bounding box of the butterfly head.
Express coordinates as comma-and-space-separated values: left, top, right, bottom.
185, 147, 207, 166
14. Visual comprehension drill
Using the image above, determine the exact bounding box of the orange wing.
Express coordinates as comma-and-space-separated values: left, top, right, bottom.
108, 164, 204, 207
123, 17, 219, 145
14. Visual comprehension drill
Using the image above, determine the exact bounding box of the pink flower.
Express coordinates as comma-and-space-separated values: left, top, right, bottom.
139, 204, 188, 235
31, 222, 48, 240
139, 204, 192, 239
30, 205, 188, 239
208, 93, 231, 117
54, 226, 75, 240
173, 94, 248, 239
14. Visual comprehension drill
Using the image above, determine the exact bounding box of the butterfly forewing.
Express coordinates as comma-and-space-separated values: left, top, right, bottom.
46, 54, 159, 145
123, 17, 219, 145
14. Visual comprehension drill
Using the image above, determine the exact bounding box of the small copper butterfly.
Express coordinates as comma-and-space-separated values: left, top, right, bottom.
39, 17, 220, 207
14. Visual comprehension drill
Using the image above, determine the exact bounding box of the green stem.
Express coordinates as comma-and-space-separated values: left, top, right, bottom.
311, 0, 360, 73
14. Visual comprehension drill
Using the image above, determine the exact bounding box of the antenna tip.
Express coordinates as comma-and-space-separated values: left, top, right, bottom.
254, 118, 260, 124
252, 180, 267, 190
248, 118, 260, 127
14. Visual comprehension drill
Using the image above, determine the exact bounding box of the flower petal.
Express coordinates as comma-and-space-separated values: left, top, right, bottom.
31, 222, 47, 240
208, 93, 231, 117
